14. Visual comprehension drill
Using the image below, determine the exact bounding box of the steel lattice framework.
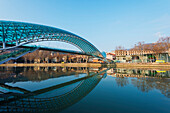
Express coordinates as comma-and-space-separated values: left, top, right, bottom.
0, 21, 102, 57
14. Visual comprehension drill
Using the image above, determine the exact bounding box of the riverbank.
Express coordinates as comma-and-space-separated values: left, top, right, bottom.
0, 63, 169, 69
0, 63, 103, 67
116, 63, 170, 70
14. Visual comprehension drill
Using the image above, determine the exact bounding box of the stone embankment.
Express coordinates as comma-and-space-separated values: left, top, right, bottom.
116, 63, 170, 70
0, 63, 102, 67
0, 63, 169, 69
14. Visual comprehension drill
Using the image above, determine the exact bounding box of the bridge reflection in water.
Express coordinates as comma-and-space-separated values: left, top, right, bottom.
0, 67, 169, 112
0, 67, 108, 112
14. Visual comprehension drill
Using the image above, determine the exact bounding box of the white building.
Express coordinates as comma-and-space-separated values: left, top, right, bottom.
106, 53, 116, 60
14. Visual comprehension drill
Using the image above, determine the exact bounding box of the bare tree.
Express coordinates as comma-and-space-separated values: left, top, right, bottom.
115, 46, 126, 55
23, 54, 29, 63
158, 37, 170, 51
136, 41, 145, 62
155, 37, 170, 61
115, 46, 125, 50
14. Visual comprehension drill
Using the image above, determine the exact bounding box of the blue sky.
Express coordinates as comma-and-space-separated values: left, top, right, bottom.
0, 0, 170, 52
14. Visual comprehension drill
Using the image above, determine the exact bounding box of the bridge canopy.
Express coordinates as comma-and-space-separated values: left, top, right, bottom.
0, 21, 103, 58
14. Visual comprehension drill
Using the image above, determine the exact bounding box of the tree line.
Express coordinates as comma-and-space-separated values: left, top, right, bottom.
115, 37, 169, 53
7, 50, 89, 64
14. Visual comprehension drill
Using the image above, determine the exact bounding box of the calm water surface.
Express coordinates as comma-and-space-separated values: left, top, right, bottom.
0, 67, 169, 113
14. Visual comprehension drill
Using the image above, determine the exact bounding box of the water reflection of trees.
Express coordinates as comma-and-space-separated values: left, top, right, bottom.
0, 67, 103, 83
131, 77, 169, 98
115, 77, 129, 87
131, 78, 153, 92
111, 68, 170, 98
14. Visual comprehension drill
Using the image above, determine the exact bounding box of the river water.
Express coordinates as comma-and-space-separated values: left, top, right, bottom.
0, 66, 169, 113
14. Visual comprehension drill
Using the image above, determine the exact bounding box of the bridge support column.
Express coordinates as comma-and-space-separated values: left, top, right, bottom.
3, 41, 6, 49
26, 37, 28, 42
2, 35, 6, 49
16, 40, 18, 46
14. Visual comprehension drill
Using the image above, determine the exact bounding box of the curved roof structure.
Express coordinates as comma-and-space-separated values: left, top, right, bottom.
0, 21, 102, 57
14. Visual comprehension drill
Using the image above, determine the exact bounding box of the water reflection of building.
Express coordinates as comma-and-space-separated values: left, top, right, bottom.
108, 68, 170, 78
107, 68, 170, 98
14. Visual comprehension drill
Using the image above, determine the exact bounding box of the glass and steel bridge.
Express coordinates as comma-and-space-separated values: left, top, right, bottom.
0, 21, 104, 63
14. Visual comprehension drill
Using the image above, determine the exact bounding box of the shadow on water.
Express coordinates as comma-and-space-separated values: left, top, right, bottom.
0, 66, 169, 112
